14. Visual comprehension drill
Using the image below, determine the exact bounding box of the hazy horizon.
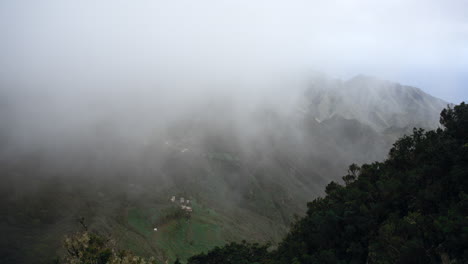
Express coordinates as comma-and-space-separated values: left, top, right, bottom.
0, 0, 467, 103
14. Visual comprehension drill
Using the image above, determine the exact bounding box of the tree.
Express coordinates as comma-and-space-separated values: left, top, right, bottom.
61, 231, 157, 264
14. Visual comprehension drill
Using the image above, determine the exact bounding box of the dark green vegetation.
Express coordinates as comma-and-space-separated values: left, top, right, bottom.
185, 103, 468, 263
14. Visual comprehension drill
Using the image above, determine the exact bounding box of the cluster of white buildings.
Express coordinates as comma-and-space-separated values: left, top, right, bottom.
170, 195, 192, 212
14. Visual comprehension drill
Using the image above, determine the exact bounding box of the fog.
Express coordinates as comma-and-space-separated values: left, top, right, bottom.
0, 0, 461, 181
1, 0, 467, 97
2, 2, 463, 262
0, 0, 464, 149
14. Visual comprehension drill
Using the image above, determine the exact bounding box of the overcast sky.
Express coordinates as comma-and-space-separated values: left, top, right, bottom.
0, 0, 467, 103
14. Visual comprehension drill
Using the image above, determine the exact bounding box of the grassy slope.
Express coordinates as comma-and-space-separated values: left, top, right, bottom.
121, 199, 244, 263
0, 151, 309, 263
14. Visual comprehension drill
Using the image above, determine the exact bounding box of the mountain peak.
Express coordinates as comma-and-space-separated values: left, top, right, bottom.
304, 75, 448, 132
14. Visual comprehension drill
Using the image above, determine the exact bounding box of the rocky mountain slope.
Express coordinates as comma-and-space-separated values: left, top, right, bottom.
303, 75, 447, 131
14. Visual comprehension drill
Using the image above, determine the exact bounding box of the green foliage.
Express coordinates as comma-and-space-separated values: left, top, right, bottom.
61, 231, 157, 264
186, 241, 271, 264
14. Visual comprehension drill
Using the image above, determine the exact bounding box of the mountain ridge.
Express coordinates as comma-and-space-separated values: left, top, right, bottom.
303, 74, 448, 132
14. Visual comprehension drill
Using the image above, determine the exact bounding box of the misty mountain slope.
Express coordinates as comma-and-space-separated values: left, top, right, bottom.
304, 75, 448, 132
0, 75, 449, 263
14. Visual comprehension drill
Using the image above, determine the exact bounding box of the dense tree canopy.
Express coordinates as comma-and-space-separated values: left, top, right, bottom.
186, 241, 270, 264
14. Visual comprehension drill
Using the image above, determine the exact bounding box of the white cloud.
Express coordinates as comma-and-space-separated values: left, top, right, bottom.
0, 0, 466, 101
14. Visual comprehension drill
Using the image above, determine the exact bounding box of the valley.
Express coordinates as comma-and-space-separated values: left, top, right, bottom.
0, 75, 449, 263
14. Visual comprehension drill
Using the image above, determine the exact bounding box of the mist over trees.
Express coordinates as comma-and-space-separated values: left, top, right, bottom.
56, 102, 468, 263
270, 103, 468, 263
182, 102, 468, 263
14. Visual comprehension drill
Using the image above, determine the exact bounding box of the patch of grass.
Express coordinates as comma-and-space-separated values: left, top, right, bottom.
124, 198, 284, 263
150, 201, 226, 262
127, 208, 153, 237
125, 201, 226, 262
